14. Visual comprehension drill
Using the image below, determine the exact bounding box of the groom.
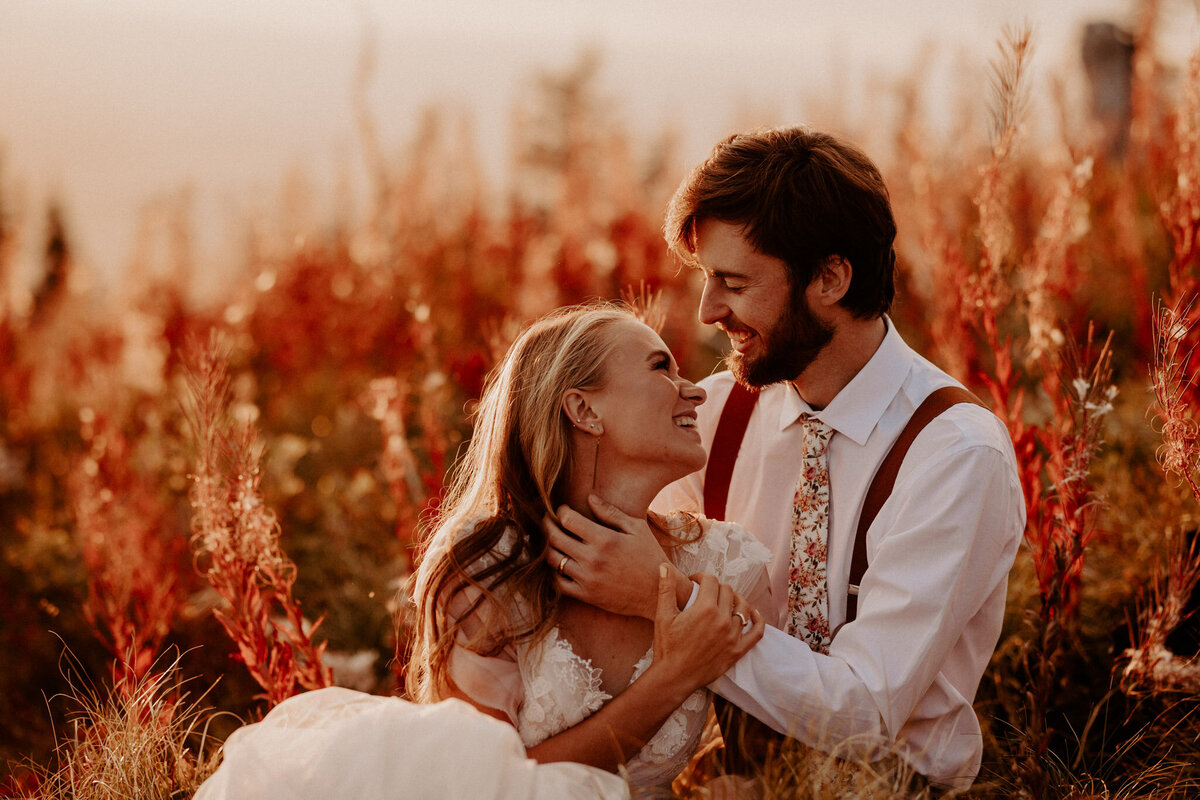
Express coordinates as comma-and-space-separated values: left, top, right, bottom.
547, 127, 1024, 790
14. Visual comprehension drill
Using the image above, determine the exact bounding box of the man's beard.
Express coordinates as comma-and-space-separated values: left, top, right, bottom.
727, 284, 834, 388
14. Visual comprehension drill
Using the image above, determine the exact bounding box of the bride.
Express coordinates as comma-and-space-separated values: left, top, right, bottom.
196, 304, 771, 799
409, 303, 771, 793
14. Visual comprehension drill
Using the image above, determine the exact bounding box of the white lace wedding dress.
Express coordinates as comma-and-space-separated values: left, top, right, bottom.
193, 514, 770, 800
448, 513, 771, 795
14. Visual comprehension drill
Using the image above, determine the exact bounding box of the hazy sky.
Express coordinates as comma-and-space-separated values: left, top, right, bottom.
2, 0, 1196, 291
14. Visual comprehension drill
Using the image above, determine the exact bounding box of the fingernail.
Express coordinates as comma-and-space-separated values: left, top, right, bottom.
659, 564, 667, 578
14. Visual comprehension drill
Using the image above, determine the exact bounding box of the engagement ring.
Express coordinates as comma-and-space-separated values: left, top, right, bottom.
558, 555, 570, 575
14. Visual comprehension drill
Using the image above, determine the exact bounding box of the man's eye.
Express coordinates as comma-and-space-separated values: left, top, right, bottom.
653, 359, 670, 371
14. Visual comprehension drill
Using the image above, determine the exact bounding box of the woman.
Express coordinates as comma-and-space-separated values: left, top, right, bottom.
408, 303, 770, 794
196, 304, 770, 800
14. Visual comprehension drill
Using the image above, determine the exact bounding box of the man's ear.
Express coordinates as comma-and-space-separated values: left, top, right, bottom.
562, 390, 603, 434
811, 255, 851, 307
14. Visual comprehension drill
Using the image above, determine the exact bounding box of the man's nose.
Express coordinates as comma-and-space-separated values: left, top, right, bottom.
698, 280, 725, 326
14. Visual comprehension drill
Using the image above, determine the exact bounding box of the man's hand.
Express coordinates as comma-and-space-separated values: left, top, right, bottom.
545, 494, 693, 619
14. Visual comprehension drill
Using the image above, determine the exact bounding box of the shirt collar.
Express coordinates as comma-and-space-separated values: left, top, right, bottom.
779, 317, 915, 446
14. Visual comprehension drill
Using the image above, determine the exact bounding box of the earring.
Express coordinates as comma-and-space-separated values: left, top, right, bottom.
591, 435, 600, 492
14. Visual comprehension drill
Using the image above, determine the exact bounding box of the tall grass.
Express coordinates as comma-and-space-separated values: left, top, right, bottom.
3, 8, 1200, 797
3, 650, 221, 800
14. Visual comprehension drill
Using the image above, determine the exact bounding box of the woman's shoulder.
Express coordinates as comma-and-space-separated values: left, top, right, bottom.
434, 514, 525, 567
435, 517, 541, 645
661, 512, 771, 574
660, 511, 763, 546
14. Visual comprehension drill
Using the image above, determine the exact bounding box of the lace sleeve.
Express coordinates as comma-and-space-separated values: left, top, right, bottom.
669, 515, 773, 607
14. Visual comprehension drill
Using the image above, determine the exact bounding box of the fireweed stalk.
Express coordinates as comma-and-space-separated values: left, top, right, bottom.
943, 27, 1120, 795
364, 376, 427, 541
69, 412, 183, 691
1160, 51, 1200, 410
182, 340, 332, 708
1011, 332, 1117, 796
1123, 298, 1200, 695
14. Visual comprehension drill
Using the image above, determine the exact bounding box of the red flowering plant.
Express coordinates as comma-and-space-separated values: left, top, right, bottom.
181, 337, 332, 708
68, 411, 185, 691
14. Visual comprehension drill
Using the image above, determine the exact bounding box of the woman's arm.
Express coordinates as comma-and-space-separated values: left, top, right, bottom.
453, 570, 764, 772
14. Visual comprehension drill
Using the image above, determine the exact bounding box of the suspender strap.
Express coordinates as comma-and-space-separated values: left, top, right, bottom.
703, 382, 759, 521
844, 385, 987, 623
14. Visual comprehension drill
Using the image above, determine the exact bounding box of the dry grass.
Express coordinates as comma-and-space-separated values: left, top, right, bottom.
5, 649, 222, 800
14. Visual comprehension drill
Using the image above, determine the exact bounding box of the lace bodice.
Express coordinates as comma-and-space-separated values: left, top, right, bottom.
514, 625, 710, 792
449, 514, 772, 795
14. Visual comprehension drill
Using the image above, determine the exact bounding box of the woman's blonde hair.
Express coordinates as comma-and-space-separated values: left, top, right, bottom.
407, 302, 639, 702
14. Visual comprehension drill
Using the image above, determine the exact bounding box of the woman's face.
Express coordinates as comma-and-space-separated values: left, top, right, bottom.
585, 319, 708, 480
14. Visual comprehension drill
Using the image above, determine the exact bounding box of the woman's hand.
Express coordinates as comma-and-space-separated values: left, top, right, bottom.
651, 567, 764, 690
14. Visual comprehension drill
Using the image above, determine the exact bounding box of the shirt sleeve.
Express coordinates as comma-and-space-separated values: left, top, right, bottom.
709, 437, 1023, 754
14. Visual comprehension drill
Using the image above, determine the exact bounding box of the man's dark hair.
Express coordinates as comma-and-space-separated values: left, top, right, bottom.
664, 127, 896, 319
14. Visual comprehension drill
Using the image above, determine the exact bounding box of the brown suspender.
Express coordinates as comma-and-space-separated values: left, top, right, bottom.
703, 382, 986, 626
844, 385, 986, 623
703, 382, 759, 523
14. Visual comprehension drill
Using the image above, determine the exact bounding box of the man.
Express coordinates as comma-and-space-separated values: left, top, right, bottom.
547, 127, 1024, 790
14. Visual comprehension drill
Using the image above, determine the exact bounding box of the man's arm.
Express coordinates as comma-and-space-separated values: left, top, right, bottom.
711, 440, 1023, 755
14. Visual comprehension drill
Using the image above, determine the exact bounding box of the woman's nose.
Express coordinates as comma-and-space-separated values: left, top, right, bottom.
680, 379, 706, 406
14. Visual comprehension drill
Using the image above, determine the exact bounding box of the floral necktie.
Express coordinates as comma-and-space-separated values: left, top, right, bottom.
786, 414, 834, 653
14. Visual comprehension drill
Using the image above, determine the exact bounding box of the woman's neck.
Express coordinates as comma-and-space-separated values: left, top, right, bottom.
561, 448, 662, 524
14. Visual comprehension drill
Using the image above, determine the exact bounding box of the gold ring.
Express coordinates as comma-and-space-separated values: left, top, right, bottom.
733, 611, 749, 630
558, 555, 570, 574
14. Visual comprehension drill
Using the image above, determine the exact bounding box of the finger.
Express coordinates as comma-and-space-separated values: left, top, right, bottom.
547, 548, 573, 579
692, 573, 719, 607
556, 573, 586, 600
587, 494, 637, 532
731, 597, 753, 634
715, 581, 735, 617
544, 513, 587, 560
744, 614, 766, 648
554, 505, 610, 544
655, 563, 678, 625
729, 609, 765, 654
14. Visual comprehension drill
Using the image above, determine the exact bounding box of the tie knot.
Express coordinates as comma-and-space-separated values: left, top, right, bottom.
800, 414, 833, 455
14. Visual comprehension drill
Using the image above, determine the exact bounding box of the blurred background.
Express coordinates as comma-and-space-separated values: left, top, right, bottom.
3, 0, 1197, 296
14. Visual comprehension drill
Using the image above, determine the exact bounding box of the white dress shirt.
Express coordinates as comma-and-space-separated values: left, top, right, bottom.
654, 319, 1024, 789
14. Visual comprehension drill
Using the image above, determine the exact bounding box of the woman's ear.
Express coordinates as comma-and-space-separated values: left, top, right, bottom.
562, 390, 603, 434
